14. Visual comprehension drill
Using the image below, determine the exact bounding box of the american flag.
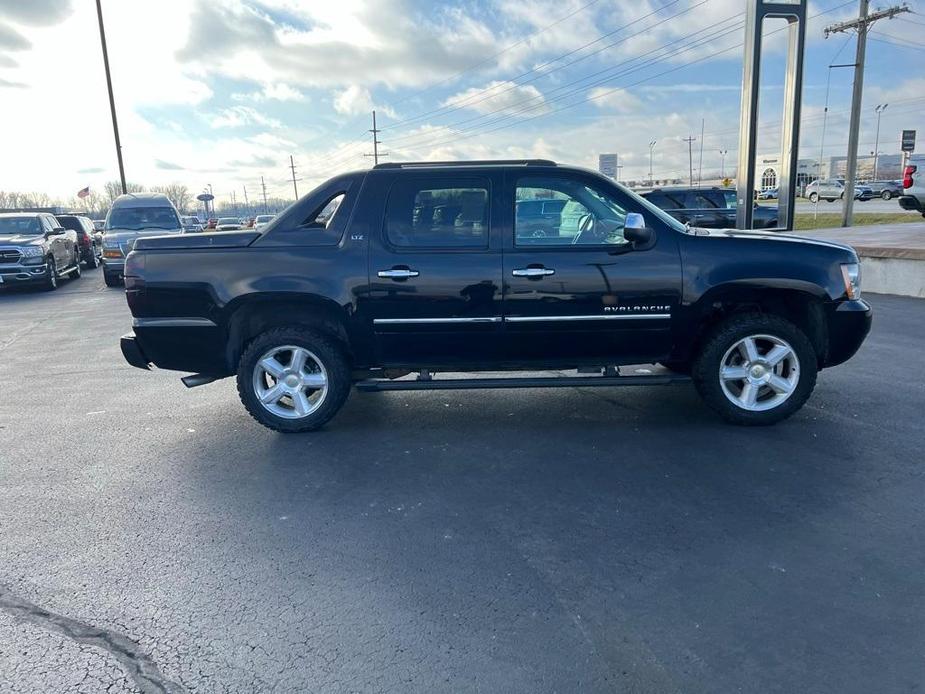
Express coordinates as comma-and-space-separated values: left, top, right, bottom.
77, 186, 90, 199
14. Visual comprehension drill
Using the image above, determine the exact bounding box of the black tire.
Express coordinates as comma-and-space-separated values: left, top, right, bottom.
70, 253, 82, 279
881, 190, 891, 201
809, 192, 819, 203
236, 327, 351, 433
103, 272, 121, 287
692, 313, 818, 426
85, 248, 99, 269
42, 257, 58, 291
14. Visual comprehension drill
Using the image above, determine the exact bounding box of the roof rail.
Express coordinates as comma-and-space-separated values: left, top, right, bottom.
374, 159, 556, 169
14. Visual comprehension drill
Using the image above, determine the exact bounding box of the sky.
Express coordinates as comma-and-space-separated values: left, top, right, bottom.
0, 0, 923, 207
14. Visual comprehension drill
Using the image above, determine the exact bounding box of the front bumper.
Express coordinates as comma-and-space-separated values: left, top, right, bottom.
120, 333, 152, 370
0, 263, 49, 284
898, 195, 923, 213
825, 299, 872, 368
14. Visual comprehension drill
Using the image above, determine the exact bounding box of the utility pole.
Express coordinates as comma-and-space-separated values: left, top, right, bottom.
289, 155, 300, 200
260, 176, 269, 213
95, 0, 126, 194
698, 118, 705, 186
825, 2, 910, 227
243, 184, 249, 217
873, 103, 888, 179
719, 149, 728, 179
683, 135, 697, 187
364, 110, 389, 166
648, 141, 656, 185
231, 190, 237, 216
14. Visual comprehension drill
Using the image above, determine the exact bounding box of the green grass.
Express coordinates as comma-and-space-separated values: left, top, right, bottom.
793, 212, 923, 230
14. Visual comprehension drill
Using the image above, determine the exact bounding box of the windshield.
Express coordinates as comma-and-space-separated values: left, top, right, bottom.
0, 216, 43, 236
255, 215, 273, 223
107, 206, 180, 231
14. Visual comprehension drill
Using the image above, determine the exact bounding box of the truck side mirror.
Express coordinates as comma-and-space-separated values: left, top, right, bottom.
624, 212, 654, 247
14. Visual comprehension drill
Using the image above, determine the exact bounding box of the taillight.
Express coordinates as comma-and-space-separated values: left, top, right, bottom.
903, 165, 916, 189
78, 234, 90, 247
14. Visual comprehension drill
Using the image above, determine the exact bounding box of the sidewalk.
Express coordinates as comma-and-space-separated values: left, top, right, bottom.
800, 222, 925, 298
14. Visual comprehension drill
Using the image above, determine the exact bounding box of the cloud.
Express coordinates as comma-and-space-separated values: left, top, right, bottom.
155, 159, 185, 170
248, 132, 296, 149
232, 82, 305, 103
0, 0, 73, 26
588, 87, 643, 113
0, 23, 29, 51
332, 85, 395, 117
228, 155, 277, 168
442, 81, 549, 116
0, 76, 27, 89
209, 106, 282, 129
77, 166, 105, 174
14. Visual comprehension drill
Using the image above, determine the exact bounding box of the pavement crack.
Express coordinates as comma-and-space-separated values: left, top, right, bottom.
0, 585, 186, 694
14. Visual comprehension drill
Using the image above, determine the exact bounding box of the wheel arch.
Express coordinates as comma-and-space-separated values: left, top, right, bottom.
222, 293, 352, 372
681, 284, 829, 367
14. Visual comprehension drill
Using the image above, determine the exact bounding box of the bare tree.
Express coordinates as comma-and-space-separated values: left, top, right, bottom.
104, 180, 145, 204
151, 184, 191, 213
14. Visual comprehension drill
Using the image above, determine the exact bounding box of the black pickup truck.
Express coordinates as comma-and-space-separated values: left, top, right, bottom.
120, 160, 871, 432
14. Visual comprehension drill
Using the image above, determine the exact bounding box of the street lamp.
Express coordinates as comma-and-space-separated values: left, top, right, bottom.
648, 141, 656, 184
873, 103, 888, 180
719, 149, 729, 179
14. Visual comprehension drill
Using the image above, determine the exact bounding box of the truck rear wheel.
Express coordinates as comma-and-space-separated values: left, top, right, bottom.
692, 313, 817, 426
236, 327, 351, 433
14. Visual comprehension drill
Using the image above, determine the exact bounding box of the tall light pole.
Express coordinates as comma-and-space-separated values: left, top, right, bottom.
873, 103, 888, 179
648, 141, 656, 184
719, 149, 729, 179
95, 0, 126, 194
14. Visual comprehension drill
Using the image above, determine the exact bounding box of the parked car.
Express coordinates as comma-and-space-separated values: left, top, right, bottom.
205, 218, 218, 230
757, 187, 778, 200
641, 187, 778, 229
899, 164, 925, 218
852, 183, 874, 201
180, 216, 204, 233
805, 179, 873, 202
102, 193, 182, 287
253, 214, 275, 231
92, 219, 105, 232
0, 212, 82, 290
215, 217, 242, 231
120, 159, 871, 432
865, 180, 904, 200
56, 214, 103, 268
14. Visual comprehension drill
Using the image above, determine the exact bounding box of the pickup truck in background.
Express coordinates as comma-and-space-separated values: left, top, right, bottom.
120, 160, 871, 432
640, 187, 778, 229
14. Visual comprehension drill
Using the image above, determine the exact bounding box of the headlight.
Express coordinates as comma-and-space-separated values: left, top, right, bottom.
841, 262, 861, 300
19, 246, 43, 258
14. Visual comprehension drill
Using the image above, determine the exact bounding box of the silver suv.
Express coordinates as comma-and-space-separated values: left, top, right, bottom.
804, 179, 844, 203
103, 193, 181, 287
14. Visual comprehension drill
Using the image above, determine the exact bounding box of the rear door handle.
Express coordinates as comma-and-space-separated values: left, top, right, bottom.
512, 267, 555, 277
378, 268, 420, 279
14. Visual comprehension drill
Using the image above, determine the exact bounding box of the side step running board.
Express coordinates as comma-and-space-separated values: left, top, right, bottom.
355, 373, 690, 392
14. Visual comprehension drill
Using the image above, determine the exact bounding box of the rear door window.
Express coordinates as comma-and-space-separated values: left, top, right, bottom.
386, 178, 489, 248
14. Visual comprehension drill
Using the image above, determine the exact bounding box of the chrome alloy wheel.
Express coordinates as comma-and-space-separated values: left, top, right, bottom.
719, 334, 800, 412
252, 345, 328, 419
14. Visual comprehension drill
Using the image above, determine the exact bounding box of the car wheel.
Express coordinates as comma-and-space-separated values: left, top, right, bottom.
85, 248, 99, 269
881, 191, 892, 200
237, 327, 351, 433
103, 272, 121, 287
70, 254, 82, 279
42, 257, 58, 291
692, 313, 817, 426
809, 192, 819, 203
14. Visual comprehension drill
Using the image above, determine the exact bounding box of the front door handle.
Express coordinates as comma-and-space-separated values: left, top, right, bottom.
378, 268, 420, 279
512, 267, 555, 277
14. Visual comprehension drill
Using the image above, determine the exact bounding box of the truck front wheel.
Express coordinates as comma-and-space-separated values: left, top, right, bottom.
236, 327, 351, 433
692, 313, 818, 425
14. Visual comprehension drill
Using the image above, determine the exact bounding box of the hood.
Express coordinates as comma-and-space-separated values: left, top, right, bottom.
693, 227, 855, 253
0, 233, 45, 246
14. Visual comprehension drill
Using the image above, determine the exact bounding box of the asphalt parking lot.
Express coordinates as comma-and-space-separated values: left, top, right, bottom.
1, 267, 924, 693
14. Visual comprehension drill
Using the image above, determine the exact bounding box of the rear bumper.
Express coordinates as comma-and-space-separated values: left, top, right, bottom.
898, 195, 923, 213
824, 299, 872, 368
121, 332, 152, 370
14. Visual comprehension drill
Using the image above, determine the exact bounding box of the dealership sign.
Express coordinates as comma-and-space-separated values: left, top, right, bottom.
901, 130, 916, 153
